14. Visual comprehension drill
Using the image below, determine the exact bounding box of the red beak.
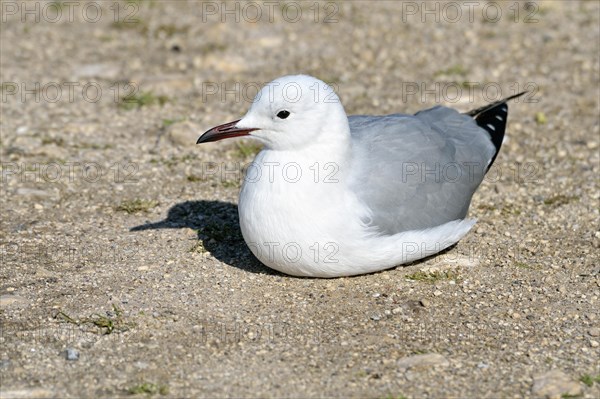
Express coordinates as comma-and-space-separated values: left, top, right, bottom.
196, 119, 258, 144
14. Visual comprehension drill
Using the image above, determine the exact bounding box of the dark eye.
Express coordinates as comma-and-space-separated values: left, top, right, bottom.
276, 110, 290, 119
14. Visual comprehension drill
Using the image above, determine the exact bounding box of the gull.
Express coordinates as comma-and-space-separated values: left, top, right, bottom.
197, 75, 525, 277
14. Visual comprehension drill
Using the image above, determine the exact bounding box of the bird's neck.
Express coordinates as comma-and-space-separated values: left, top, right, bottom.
289, 113, 353, 165
245, 134, 351, 192
268, 134, 351, 171
246, 111, 353, 188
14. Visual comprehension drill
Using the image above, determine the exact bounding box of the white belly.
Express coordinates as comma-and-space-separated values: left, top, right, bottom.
237, 150, 475, 277
238, 156, 360, 276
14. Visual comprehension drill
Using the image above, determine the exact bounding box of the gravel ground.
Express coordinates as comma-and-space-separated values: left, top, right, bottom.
1, 1, 599, 398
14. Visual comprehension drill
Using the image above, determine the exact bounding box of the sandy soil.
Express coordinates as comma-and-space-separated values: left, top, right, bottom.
1, 1, 599, 398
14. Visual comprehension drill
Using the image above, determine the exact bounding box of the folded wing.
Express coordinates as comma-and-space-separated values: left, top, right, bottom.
348, 106, 497, 235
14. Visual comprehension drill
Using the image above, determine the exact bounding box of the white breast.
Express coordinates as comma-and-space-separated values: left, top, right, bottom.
238, 150, 475, 277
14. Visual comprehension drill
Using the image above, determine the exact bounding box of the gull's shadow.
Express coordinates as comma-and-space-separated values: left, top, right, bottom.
130, 200, 461, 278
130, 200, 277, 275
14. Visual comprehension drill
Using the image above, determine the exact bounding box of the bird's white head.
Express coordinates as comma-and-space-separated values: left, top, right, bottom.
197, 75, 350, 151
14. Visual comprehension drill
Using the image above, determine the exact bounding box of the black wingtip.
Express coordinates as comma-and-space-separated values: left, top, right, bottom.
466, 91, 527, 117
466, 91, 527, 170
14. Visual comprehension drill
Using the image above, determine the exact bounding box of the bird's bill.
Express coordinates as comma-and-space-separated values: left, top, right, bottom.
196, 119, 258, 144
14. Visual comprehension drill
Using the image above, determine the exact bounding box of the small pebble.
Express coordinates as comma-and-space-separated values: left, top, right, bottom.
65, 348, 79, 361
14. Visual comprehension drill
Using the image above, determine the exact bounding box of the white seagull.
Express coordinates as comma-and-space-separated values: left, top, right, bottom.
197, 75, 525, 277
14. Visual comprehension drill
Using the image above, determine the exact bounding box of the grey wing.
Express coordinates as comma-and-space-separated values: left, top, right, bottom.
348, 106, 496, 235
